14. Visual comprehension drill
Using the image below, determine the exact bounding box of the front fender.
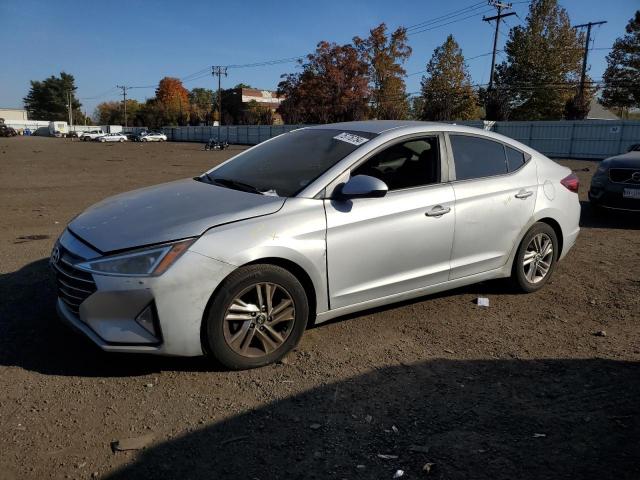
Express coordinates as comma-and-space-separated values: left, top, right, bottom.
189, 198, 329, 314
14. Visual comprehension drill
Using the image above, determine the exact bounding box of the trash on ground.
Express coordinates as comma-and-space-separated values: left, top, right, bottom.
423, 462, 436, 474
111, 433, 154, 452
393, 469, 405, 478
533, 433, 547, 438
310, 423, 322, 430
377, 453, 399, 460
477, 297, 490, 307
594, 330, 607, 337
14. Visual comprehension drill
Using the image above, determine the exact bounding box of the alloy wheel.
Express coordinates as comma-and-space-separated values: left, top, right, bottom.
522, 233, 554, 284
223, 282, 295, 358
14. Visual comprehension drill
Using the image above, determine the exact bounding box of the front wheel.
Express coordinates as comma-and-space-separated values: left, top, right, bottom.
204, 264, 308, 370
511, 222, 558, 293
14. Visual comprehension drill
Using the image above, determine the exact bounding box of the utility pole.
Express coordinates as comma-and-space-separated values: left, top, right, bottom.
212, 66, 228, 139
116, 85, 129, 127
573, 21, 607, 99
67, 90, 73, 127
483, 1, 516, 91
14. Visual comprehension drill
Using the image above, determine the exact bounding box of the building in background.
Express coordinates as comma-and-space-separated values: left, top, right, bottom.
222, 88, 285, 125
0, 108, 29, 122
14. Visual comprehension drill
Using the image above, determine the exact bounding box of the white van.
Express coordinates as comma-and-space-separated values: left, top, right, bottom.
48, 121, 69, 138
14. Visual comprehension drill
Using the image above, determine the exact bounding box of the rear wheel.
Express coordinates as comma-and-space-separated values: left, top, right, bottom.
119, 138, 124, 143
204, 264, 308, 370
512, 222, 558, 293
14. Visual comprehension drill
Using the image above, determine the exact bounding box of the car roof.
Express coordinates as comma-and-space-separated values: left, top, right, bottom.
307, 120, 443, 134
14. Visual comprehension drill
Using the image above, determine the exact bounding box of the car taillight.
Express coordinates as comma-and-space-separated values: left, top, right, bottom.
560, 173, 579, 193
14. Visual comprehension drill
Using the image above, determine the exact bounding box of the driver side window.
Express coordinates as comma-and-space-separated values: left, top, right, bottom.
351, 137, 440, 191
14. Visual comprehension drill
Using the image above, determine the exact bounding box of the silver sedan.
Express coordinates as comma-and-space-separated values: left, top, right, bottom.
51, 121, 580, 369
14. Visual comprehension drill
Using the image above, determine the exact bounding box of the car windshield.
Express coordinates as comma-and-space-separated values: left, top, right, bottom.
204, 128, 377, 197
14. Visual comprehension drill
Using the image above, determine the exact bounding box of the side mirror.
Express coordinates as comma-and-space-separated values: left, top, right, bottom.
337, 175, 388, 199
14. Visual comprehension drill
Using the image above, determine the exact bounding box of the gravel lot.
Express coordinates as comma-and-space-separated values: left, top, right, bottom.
1, 136, 639, 480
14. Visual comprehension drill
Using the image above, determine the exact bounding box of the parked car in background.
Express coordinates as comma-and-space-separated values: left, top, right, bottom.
140, 131, 167, 142
123, 132, 138, 141
98, 132, 127, 143
80, 130, 105, 141
589, 149, 640, 211
51, 121, 581, 370
0, 125, 18, 137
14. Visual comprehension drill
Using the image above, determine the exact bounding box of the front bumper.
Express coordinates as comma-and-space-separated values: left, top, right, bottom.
54, 234, 235, 356
589, 182, 640, 211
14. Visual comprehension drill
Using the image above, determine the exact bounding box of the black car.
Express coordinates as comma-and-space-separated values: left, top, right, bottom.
589, 148, 640, 211
123, 132, 138, 141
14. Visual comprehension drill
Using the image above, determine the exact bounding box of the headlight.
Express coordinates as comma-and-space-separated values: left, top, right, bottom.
76, 239, 195, 276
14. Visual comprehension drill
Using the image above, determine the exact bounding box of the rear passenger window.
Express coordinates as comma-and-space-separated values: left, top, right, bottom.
450, 135, 508, 180
506, 146, 526, 172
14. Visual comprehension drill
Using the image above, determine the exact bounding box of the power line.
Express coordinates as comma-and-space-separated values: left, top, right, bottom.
408, 7, 495, 36
405, 2, 487, 31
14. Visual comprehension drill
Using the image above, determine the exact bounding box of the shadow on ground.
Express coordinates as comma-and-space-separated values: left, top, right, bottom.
579, 201, 640, 230
102, 358, 639, 480
0, 258, 212, 377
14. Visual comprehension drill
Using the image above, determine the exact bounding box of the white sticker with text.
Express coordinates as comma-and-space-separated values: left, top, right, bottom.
333, 132, 369, 146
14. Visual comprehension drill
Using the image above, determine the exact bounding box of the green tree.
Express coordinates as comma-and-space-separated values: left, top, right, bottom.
498, 0, 585, 120
189, 87, 215, 125
94, 99, 142, 125
23, 72, 84, 122
277, 41, 370, 124
354, 23, 412, 119
601, 10, 640, 117
419, 35, 479, 121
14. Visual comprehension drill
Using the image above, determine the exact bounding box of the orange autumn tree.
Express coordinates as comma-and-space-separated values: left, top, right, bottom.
155, 77, 190, 125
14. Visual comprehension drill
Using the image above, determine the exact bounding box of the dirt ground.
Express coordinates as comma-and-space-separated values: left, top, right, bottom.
0, 136, 638, 480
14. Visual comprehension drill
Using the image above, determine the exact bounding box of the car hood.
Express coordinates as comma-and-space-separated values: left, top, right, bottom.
68, 178, 285, 253
603, 151, 640, 168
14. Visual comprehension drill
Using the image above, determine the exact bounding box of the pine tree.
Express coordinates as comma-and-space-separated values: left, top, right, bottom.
419, 35, 479, 121
601, 10, 640, 116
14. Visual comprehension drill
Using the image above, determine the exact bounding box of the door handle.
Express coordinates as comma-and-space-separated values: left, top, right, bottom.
515, 190, 533, 199
425, 205, 451, 217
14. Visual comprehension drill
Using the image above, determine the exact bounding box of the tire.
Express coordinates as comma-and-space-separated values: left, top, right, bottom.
511, 222, 558, 293
142, 138, 148, 142
119, 138, 124, 143
204, 264, 309, 370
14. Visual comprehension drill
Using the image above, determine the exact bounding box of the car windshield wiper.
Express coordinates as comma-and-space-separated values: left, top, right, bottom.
210, 177, 264, 195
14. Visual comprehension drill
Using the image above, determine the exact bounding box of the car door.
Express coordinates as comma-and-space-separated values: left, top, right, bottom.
324, 135, 456, 309
447, 133, 537, 279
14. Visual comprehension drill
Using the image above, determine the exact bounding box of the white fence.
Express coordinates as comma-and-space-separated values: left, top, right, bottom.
95, 120, 640, 159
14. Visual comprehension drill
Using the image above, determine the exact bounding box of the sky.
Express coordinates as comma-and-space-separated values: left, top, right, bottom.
0, 0, 637, 117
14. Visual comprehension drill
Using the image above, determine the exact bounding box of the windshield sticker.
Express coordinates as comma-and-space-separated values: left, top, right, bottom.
334, 132, 369, 146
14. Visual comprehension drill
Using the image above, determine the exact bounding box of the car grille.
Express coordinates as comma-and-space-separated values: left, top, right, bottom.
52, 245, 97, 314
609, 168, 640, 184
